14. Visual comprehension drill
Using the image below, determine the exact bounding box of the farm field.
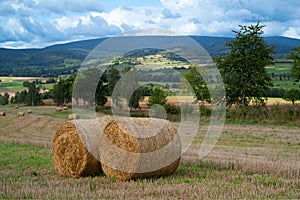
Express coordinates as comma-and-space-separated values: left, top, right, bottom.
0, 77, 54, 95
0, 106, 299, 199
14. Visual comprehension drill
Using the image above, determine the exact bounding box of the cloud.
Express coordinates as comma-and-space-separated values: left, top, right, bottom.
162, 9, 180, 19
67, 16, 121, 37
1, 0, 300, 48
0, 2, 17, 16
98, 7, 163, 31
36, 0, 104, 14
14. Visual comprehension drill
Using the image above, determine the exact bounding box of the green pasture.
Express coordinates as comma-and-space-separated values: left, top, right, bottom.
0, 81, 24, 92
273, 80, 299, 90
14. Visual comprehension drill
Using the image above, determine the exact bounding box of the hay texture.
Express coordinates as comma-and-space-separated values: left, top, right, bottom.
100, 117, 181, 181
18, 112, 25, 116
52, 116, 112, 177
68, 114, 80, 120
27, 109, 33, 114
0, 112, 5, 116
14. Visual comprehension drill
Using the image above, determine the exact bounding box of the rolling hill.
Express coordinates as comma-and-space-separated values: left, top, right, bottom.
0, 36, 299, 77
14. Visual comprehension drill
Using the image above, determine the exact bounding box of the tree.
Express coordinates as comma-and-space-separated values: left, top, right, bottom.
183, 66, 210, 106
289, 46, 300, 80
108, 66, 121, 106
148, 87, 168, 107
283, 89, 300, 108
53, 75, 76, 106
52, 77, 65, 105
0, 92, 9, 105
26, 81, 41, 106
217, 22, 274, 108
119, 67, 144, 109
95, 75, 108, 107
108, 66, 121, 95
12, 90, 27, 104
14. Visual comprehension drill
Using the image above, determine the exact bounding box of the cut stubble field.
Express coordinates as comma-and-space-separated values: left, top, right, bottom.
0, 106, 300, 199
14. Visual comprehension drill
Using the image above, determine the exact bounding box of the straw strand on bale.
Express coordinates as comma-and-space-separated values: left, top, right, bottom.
52, 116, 113, 177
100, 117, 181, 181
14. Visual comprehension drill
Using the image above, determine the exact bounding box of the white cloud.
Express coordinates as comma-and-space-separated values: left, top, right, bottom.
1, 0, 300, 48
283, 27, 300, 39
97, 7, 163, 31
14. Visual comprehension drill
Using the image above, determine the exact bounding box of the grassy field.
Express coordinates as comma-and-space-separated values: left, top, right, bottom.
0, 106, 299, 199
0, 77, 54, 94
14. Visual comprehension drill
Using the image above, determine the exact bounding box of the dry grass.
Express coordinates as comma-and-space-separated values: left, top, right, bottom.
0, 107, 300, 199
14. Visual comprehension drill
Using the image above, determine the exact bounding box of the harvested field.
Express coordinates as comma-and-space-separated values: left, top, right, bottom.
0, 108, 299, 199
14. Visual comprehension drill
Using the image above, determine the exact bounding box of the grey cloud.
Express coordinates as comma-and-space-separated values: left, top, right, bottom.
162, 8, 181, 19
69, 16, 121, 37
145, 20, 156, 24
189, 18, 201, 24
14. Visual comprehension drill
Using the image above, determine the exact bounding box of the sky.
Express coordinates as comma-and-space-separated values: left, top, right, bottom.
1, 0, 300, 49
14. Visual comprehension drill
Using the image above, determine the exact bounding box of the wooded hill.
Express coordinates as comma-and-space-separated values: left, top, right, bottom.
0, 36, 299, 77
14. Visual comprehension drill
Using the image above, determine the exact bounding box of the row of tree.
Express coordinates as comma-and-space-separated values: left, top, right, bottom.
4, 22, 300, 110
11, 81, 41, 106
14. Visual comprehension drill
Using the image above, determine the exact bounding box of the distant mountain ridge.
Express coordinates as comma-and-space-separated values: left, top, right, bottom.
0, 36, 299, 77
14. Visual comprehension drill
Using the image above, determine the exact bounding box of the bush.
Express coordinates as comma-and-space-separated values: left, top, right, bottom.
164, 103, 180, 115
200, 105, 211, 117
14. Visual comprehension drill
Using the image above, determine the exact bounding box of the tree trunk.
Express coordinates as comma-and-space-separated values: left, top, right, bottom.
242, 92, 246, 109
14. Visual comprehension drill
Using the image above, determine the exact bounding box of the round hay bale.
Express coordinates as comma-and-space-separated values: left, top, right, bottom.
100, 117, 181, 181
27, 109, 33, 114
62, 106, 68, 110
18, 112, 25, 116
0, 112, 6, 116
15, 106, 19, 109
52, 116, 113, 177
68, 114, 80, 120
56, 107, 63, 112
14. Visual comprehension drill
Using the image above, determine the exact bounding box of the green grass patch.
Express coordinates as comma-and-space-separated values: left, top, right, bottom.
273, 80, 300, 90
0, 143, 52, 172
39, 110, 71, 119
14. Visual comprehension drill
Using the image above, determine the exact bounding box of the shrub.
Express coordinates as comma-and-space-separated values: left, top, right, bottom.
164, 103, 180, 115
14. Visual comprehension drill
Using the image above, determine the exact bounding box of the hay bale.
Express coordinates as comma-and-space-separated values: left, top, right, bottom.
15, 106, 19, 109
27, 109, 33, 114
100, 117, 181, 181
56, 107, 63, 112
18, 112, 25, 116
0, 112, 6, 116
52, 116, 113, 177
62, 106, 68, 110
68, 114, 80, 120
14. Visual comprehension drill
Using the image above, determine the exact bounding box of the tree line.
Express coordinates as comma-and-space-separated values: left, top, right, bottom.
3, 22, 300, 110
